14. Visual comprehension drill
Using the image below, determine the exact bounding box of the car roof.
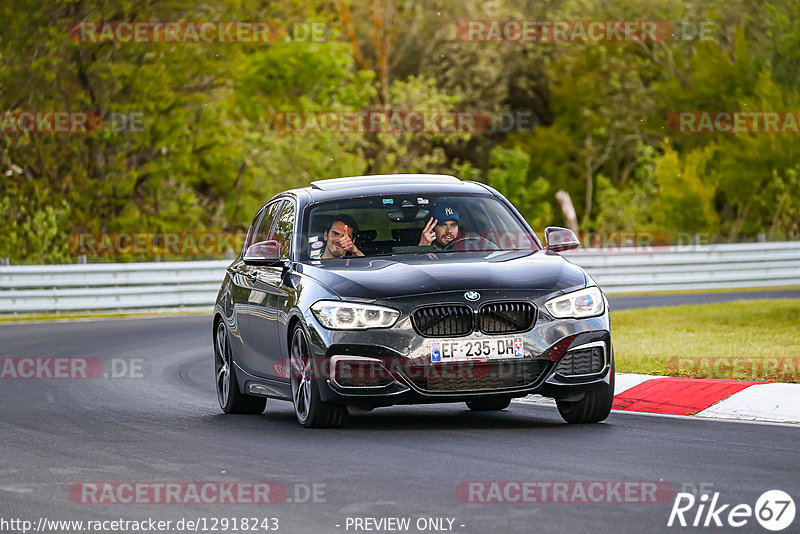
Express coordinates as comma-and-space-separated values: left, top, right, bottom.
292, 174, 493, 203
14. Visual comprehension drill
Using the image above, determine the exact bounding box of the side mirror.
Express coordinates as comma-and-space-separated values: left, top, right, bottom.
243, 240, 281, 265
544, 227, 580, 252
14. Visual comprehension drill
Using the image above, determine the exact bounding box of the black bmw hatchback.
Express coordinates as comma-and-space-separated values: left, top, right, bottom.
213, 174, 614, 427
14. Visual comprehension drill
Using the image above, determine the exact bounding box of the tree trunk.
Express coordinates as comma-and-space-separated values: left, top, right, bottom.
556, 190, 580, 235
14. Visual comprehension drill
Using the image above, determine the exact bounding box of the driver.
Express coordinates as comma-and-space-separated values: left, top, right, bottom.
321, 214, 365, 259
418, 205, 460, 250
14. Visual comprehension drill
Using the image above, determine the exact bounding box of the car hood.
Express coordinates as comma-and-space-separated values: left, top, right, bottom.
300, 250, 587, 300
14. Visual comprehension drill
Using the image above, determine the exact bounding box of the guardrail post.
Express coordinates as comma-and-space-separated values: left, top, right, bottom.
0, 258, 8, 266
77, 254, 87, 264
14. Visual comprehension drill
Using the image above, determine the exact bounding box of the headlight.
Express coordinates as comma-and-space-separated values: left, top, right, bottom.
311, 300, 400, 330
545, 287, 604, 318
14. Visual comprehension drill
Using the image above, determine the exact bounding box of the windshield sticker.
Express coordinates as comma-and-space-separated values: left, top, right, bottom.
382, 198, 394, 205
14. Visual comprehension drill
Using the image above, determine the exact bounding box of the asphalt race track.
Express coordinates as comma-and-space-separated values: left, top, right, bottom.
1, 313, 798, 534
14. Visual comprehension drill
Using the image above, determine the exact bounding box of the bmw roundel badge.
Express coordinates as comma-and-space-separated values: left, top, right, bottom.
465, 291, 480, 301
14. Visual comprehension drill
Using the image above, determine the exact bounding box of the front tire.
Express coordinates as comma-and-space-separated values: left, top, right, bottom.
556, 362, 615, 424
215, 320, 267, 414
290, 325, 348, 428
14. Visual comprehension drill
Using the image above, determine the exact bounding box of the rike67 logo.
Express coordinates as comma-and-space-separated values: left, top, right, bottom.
668, 490, 795, 531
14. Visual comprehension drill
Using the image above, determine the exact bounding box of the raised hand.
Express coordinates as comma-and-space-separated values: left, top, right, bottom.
337, 227, 364, 257
418, 217, 438, 246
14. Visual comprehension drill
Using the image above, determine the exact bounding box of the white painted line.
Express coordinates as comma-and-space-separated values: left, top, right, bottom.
697, 383, 800, 423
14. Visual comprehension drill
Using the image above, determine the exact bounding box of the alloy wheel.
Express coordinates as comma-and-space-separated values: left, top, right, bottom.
290, 328, 313, 424
215, 321, 231, 409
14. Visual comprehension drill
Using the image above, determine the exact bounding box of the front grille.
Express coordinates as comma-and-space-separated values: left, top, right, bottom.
412, 305, 473, 337
555, 345, 606, 376
479, 302, 536, 334
406, 359, 550, 392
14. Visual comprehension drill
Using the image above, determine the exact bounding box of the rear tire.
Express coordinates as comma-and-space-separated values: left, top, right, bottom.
556, 362, 615, 424
466, 396, 512, 411
290, 325, 348, 428
215, 320, 267, 414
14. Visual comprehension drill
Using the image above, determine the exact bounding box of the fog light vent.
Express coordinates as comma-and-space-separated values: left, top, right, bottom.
555, 344, 606, 376
332, 359, 394, 388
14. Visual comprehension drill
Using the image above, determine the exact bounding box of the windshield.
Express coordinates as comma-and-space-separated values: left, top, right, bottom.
301, 193, 539, 261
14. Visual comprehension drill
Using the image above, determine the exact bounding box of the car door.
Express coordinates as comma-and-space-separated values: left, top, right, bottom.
246, 199, 297, 380
233, 199, 284, 375
226, 205, 265, 366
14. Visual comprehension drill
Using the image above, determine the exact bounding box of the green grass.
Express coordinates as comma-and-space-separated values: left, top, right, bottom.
612, 299, 800, 382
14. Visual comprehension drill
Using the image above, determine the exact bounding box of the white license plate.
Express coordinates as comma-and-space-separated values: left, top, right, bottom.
430, 337, 524, 363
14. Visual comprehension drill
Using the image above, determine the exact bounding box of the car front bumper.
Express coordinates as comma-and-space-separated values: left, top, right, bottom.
302, 295, 612, 407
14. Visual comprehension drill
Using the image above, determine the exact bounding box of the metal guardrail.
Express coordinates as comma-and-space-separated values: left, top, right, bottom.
564, 241, 800, 293
0, 261, 228, 313
1, 242, 799, 314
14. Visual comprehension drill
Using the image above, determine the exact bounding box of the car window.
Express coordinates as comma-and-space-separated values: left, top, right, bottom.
242, 207, 266, 255
303, 194, 537, 260
271, 200, 295, 259
251, 200, 284, 247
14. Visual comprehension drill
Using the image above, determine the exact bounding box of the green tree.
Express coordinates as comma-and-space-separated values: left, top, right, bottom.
488, 146, 552, 230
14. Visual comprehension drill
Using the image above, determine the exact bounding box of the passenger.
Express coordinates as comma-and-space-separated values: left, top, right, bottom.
320, 214, 365, 258
418, 205, 460, 250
